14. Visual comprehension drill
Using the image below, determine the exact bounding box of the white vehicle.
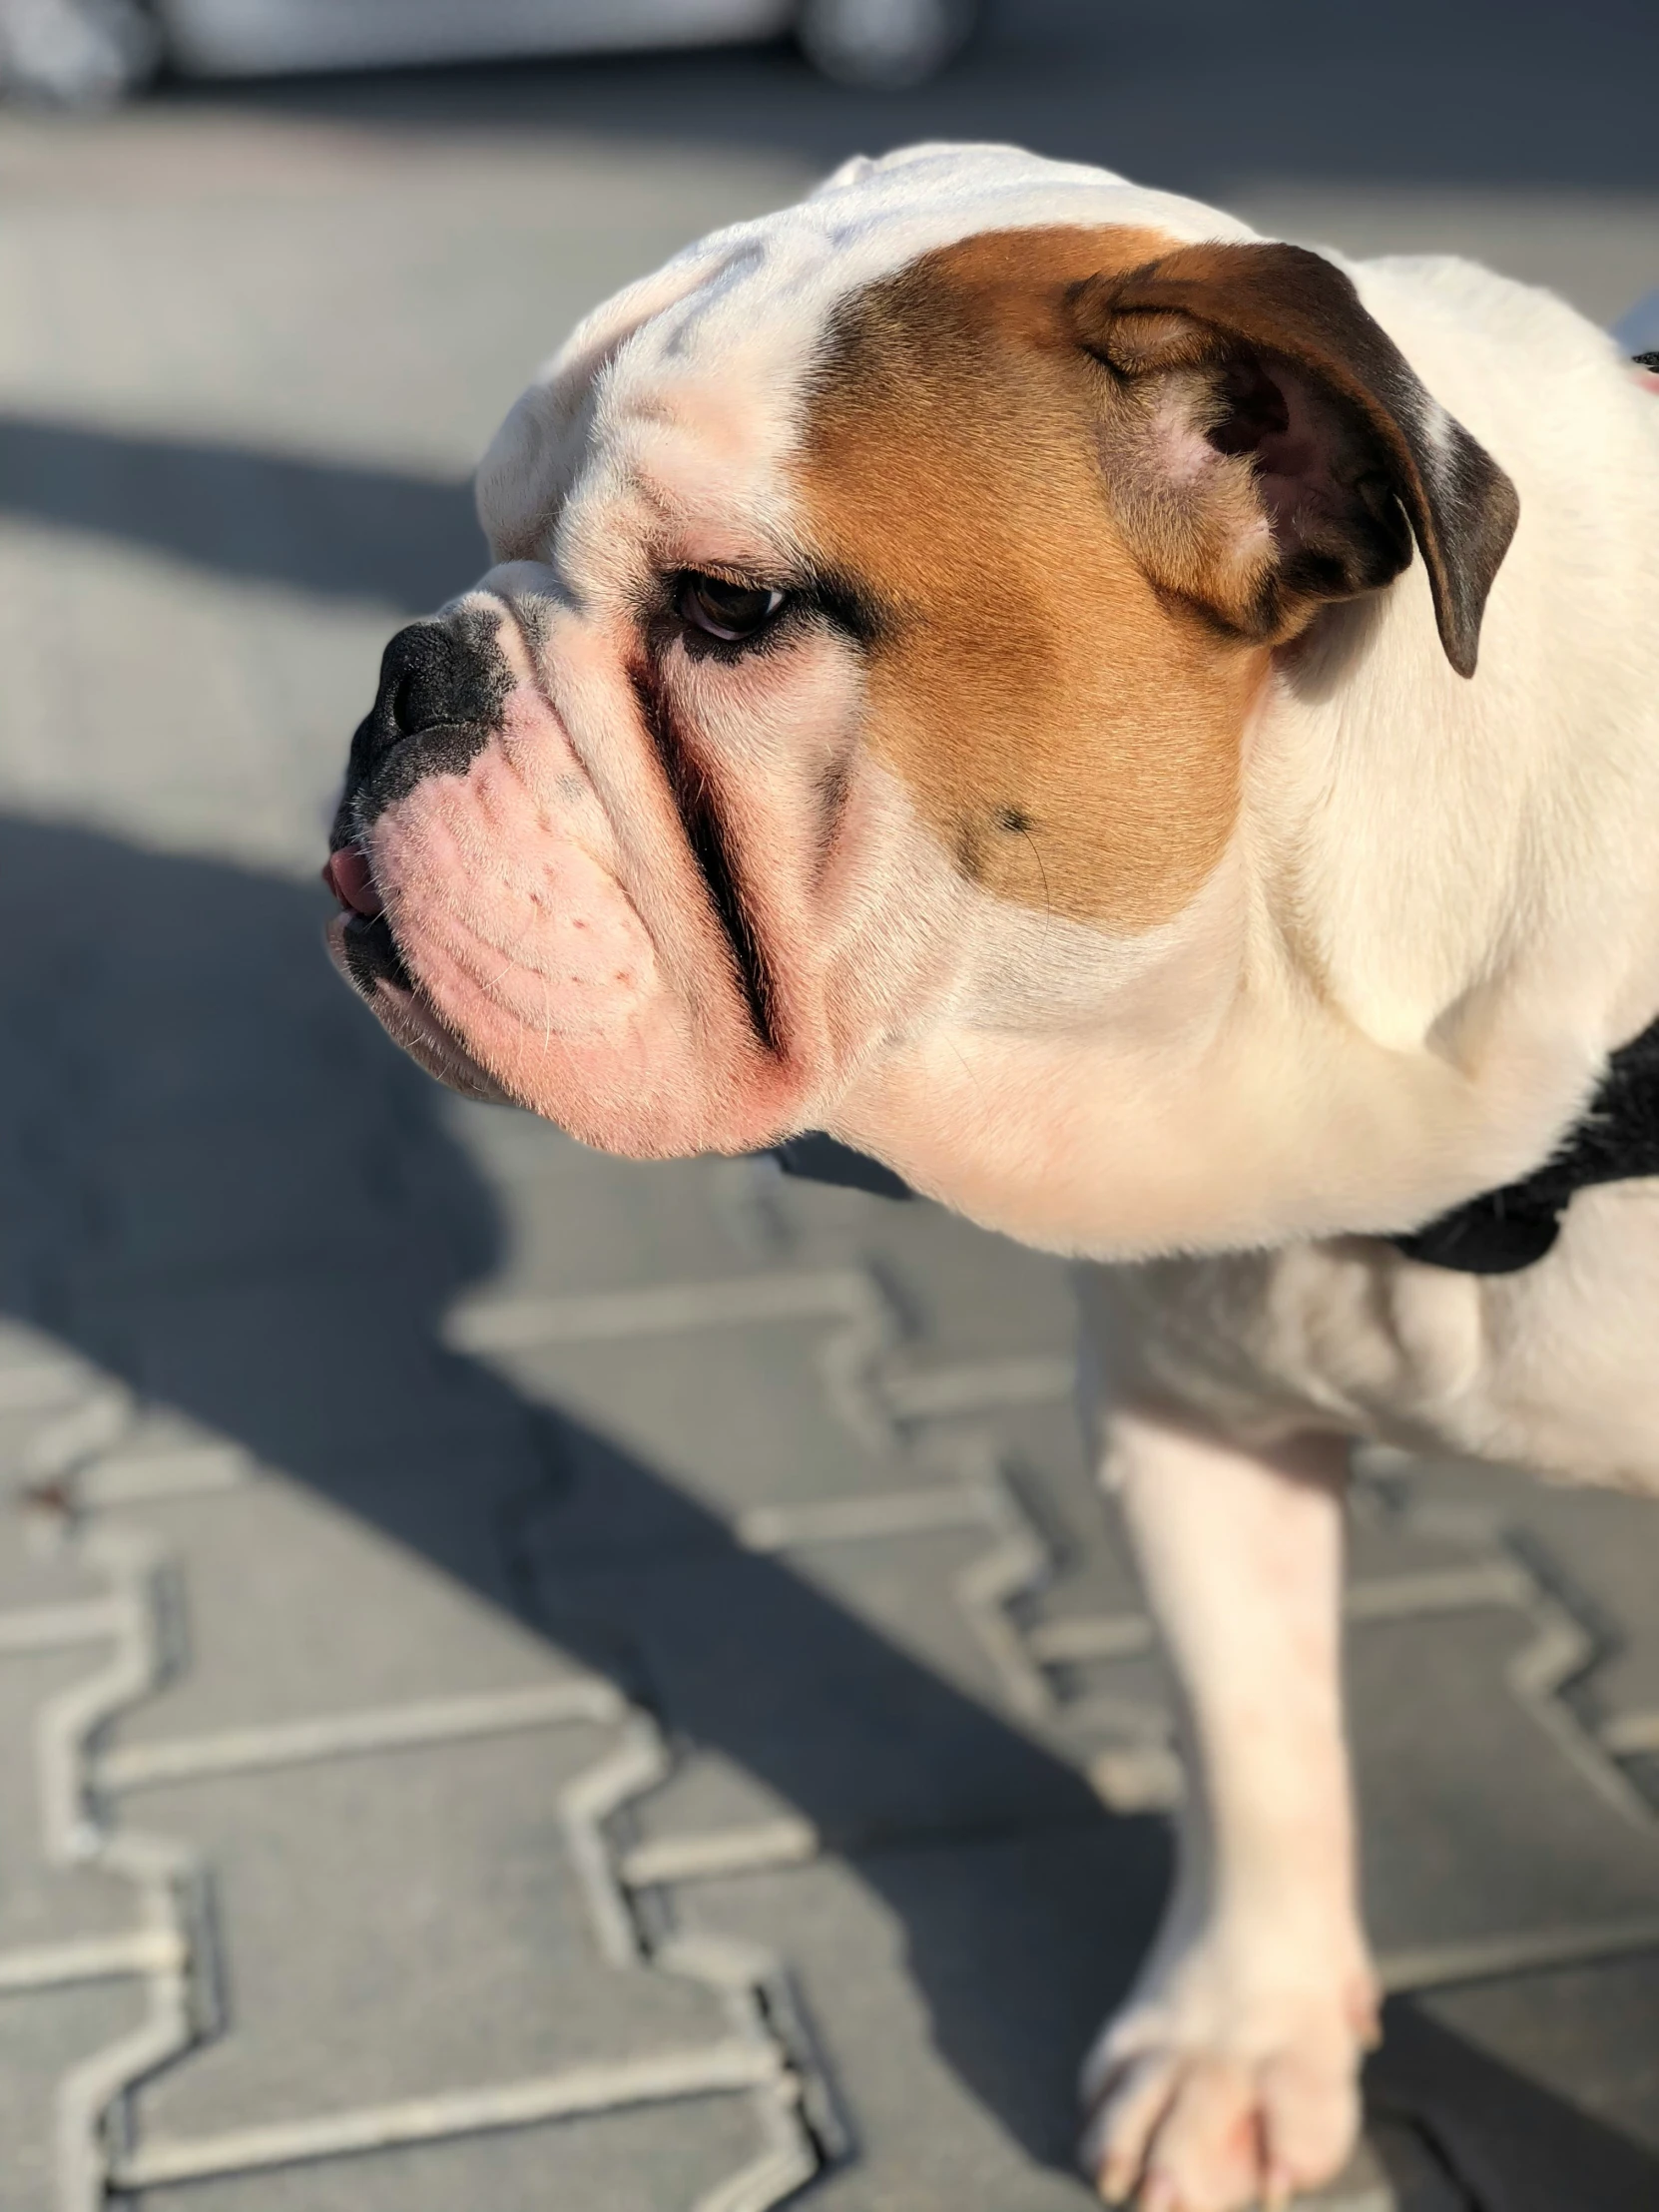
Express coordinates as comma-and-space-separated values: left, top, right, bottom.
0, 0, 978, 102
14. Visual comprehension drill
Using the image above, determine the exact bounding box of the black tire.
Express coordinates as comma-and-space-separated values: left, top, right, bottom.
797, 0, 978, 89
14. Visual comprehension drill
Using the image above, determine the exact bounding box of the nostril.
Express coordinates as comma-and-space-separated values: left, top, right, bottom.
371, 614, 511, 745
373, 623, 460, 743
341, 607, 514, 828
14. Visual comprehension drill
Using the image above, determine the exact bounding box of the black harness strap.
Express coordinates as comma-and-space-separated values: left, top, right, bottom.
1388, 1015, 1659, 1273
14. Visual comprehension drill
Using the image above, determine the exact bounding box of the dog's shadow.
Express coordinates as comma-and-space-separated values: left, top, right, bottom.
0, 812, 1165, 2180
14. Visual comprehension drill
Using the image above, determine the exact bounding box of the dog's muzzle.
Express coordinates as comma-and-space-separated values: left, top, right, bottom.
320, 607, 520, 1107
325, 608, 514, 995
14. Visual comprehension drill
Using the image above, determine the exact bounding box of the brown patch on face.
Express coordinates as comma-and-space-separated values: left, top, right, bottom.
795, 225, 1268, 931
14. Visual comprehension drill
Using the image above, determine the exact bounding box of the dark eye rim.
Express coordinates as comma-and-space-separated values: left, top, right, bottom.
673, 570, 791, 646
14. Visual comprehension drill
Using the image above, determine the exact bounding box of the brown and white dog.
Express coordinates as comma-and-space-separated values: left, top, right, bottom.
325, 144, 1659, 2210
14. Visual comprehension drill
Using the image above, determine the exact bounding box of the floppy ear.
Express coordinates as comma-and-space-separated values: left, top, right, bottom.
1069, 242, 1519, 676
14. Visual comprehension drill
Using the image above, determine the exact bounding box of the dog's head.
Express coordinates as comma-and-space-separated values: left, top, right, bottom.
326, 146, 1517, 1238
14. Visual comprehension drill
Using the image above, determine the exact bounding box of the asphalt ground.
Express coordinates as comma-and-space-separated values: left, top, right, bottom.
0, 9, 1657, 2207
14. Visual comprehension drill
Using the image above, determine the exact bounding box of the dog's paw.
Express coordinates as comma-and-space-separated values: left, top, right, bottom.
1077, 1938, 1376, 2209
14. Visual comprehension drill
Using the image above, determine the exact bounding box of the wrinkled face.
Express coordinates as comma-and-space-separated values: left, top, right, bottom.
325, 155, 1512, 1224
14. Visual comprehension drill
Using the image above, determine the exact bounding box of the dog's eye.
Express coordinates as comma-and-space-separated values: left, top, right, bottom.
675, 573, 788, 645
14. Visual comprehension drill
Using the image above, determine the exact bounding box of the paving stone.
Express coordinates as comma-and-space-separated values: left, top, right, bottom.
77, 1275, 519, 1468
759, 1170, 1082, 1371
90, 1477, 579, 1746
625, 1746, 836, 1850
0, 1480, 109, 1608
1350, 1608, 1659, 1956
0, 1982, 149, 2212
76, 1121, 393, 1283
130, 2098, 770, 2212
1423, 1954, 1659, 2158
1400, 1455, 1659, 1728
126, 1729, 729, 2143
497, 1326, 895, 1514
0, 1644, 136, 1952
678, 1830, 1166, 2212
535, 1542, 1101, 1847
452, 1141, 773, 1302
58, 1016, 377, 1148
986, 1399, 1147, 1619
1357, 2122, 1467, 2212
1364, 1991, 1659, 2210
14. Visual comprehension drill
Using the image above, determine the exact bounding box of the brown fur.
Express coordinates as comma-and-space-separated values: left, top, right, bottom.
795, 226, 1269, 931
1072, 242, 1517, 677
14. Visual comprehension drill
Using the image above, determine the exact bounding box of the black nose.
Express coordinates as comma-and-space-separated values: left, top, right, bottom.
370, 615, 509, 746
334, 609, 514, 839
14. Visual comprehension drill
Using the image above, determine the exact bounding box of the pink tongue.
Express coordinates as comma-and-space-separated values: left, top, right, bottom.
323, 846, 383, 918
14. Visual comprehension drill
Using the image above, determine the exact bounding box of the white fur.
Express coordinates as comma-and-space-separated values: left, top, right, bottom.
1076, 1411, 1369, 2211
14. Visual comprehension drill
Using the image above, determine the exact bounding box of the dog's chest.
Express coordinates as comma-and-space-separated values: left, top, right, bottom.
1085, 1181, 1659, 1490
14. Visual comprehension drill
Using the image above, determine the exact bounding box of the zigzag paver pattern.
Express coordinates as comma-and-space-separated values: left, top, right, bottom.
1, 76, 1658, 2212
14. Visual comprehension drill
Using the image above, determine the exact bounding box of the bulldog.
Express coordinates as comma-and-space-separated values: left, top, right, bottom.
324, 144, 1659, 2210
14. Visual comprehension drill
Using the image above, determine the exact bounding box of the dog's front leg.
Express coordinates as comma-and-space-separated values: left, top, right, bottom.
1080, 1411, 1377, 2211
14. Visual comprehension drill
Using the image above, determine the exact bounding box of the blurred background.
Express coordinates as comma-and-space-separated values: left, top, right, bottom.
0, 7, 1657, 2211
